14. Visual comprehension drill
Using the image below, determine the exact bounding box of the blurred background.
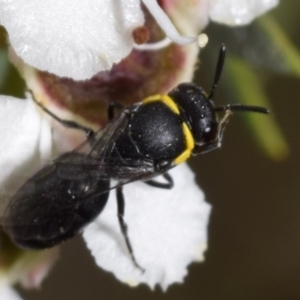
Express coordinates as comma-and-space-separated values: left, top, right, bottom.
1, 0, 300, 299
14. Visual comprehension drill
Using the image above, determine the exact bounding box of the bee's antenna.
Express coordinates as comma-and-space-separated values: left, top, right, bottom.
214, 104, 269, 114
208, 44, 226, 100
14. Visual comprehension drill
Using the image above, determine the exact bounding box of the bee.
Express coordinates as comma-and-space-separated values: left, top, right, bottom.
1, 44, 269, 270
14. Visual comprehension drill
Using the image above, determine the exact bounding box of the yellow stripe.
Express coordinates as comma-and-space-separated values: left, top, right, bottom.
142, 94, 180, 115
183, 122, 195, 150
174, 122, 195, 165
142, 95, 194, 164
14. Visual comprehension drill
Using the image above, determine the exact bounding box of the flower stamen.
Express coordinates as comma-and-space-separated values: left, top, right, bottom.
141, 0, 197, 45
133, 37, 172, 50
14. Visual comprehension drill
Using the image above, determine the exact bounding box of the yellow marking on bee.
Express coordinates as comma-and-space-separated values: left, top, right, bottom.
142, 94, 180, 115
174, 122, 195, 165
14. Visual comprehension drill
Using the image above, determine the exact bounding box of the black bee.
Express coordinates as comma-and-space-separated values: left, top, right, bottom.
1, 44, 268, 270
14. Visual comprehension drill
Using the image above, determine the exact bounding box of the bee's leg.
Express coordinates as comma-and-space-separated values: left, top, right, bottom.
28, 90, 95, 138
144, 172, 173, 189
107, 102, 124, 121
116, 186, 145, 272
107, 103, 116, 121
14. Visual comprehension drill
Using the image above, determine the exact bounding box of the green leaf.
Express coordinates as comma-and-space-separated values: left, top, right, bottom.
225, 55, 289, 161
0, 49, 9, 90
206, 16, 300, 76
258, 15, 300, 77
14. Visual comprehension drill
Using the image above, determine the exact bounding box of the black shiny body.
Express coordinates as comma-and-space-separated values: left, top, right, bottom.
114, 101, 185, 164
3, 153, 110, 249
1, 98, 189, 250
1, 44, 269, 270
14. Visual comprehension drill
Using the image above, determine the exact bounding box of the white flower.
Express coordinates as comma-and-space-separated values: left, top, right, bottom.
0, 0, 279, 80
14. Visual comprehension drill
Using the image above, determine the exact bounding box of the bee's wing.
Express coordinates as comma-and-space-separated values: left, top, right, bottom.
1, 153, 110, 249
0, 112, 129, 249
70, 111, 158, 183
1, 113, 157, 249
74, 110, 129, 158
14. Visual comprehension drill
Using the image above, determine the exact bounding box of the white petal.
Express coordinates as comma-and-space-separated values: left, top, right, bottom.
209, 0, 279, 26
0, 96, 52, 211
162, 0, 210, 36
83, 163, 211, 290
0, 0, 144, 80
0, 285, 23, 300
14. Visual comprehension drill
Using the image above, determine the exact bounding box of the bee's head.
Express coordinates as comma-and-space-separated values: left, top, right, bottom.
169, 82, 218, 146
169, 44, 269, 154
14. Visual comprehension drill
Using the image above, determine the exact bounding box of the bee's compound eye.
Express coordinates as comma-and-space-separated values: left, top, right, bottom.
202, 121, 218, 142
